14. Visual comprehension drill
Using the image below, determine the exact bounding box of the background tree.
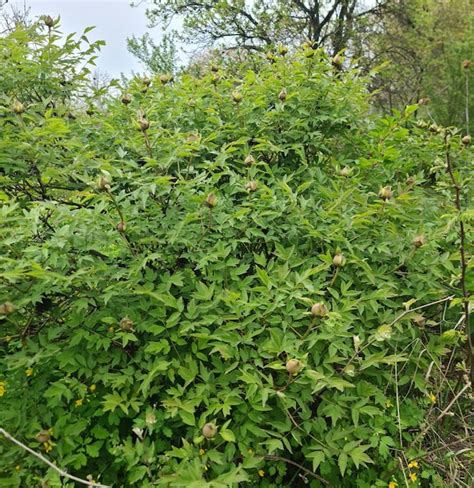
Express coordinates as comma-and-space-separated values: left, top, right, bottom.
141, 0, 388, 55
353, 0, 474, 133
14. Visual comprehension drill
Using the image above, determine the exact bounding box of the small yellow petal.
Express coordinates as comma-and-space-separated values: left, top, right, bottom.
25, 368, 33, 377
75, 399, 83, 407
258, 469, 265, 477
199, 448, 205, 455
409, 472, 417, 482
89, 384, 96, 392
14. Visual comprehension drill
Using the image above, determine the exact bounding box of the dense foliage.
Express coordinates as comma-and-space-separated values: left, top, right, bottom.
0, 19, 472, 488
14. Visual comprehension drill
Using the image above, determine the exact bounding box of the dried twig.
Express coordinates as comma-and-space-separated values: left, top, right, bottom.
264, 454, 332, 486
0, 428, 110, 488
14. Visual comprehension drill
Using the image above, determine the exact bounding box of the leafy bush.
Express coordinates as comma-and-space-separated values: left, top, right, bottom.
0, 20, 472, 487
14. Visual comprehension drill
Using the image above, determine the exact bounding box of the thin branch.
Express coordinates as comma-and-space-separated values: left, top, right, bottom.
444, 134, 472, 383
264, 454, 332, 486
0, 428, 110, 488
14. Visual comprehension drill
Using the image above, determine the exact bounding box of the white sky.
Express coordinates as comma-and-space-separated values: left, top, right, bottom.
9, 0, 157, 76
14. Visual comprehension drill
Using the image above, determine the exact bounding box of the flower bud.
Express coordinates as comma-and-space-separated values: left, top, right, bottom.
205, 193, 217, 208
202, 423, 217, 439
121, 94, 132, 105
339, 166, 351, 177
378, 186, 393, 201
244, 154, 255, 167
332, 54, 342, 68
232, 90, 243, 103
332, 253, 345, 267
286, 359, 302, 375
138, 118, 150, 131
412, 235, 426, 248
36, 430, 50, 443
117, 221, 127, 233
462, 135, 471, 146
0, 302, 15, 315
278, 45, 288, 56
375, 324, 392, 341
12, 100, 24, 114
245, 180, 258, 192
311, 302, 328, 317
278, 88, 287, 101
97, 176, 110, 191
120, 317, 133, 331
44, 15, 54, 28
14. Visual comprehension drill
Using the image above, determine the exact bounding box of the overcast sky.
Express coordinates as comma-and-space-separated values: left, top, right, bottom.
9, 0, 157, 77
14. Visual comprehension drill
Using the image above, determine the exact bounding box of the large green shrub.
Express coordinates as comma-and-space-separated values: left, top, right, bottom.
0, 20, 472, 487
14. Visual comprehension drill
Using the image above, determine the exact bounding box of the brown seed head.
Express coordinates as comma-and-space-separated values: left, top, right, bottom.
278, 88, 287, 101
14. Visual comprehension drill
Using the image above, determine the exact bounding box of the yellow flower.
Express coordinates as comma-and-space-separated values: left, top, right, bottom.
75, 399, 83, 407
408, 460, 419, 469
25, 368, 33, 377
15, 465, 20, 471
0, 381, 6, 397
388, 481, 398, 488
199, 448, 205, 455
89, 384, 96, 392
428, 393, 436, 403
247, 448, 253, 455
43, 441, 53, 453
409, 472, 417, 482
258, 469, 265, 477
385, 400, 393, 408
5, 335, 12, 342
108, 326, 114, 333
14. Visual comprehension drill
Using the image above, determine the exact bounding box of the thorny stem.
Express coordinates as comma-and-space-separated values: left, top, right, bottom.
0, 428, 110, 488
444, 134, 472, 384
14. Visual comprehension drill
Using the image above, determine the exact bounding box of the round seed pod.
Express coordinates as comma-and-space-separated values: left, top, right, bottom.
278, 89, 287, 102
143, 77, 151, 86
339, 166, 351, 177
462, 135, 471, 146
278, 45, 288, 56
344, 364, 356, 377
332, 54, 343, 68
